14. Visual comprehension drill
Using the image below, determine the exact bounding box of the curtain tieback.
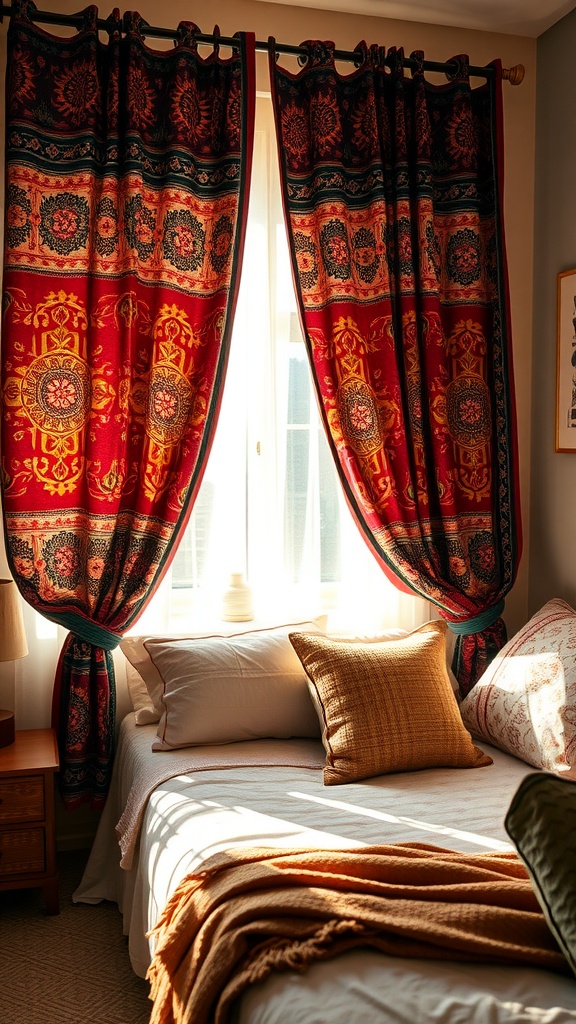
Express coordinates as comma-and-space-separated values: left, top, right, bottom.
447, 600, 505, 636
53, 612, 122, 651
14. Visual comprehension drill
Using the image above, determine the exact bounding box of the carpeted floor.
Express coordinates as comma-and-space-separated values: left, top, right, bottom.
0, 849, 152, 1024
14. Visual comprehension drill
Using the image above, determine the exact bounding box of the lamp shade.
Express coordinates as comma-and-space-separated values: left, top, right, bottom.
0, 579, 28, 662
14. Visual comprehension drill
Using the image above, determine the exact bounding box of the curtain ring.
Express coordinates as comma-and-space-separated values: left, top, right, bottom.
105, 7, 122, 38
212, 24, 221, 57
122, 11, 150, 40
387, 46, 405, 76
410, 49, 425, 77
300, 39, 335, 68
369, 43, 386, 70
176, 20, 199, 50
11, 0, 37, 21
350, 39, 368, 69
445, 53, 470, 82
79, 5, 99, 32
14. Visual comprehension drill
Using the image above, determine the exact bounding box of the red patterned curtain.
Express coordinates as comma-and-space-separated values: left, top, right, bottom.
1, 1, 255, 806
270, 42, 521, 697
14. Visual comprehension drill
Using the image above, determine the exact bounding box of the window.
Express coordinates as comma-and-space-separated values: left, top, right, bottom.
135, 98, 429, 637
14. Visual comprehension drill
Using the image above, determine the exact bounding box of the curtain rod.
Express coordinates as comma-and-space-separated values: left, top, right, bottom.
0, 3, 526, 85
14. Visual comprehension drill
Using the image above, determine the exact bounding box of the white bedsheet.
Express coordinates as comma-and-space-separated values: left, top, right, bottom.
74, 714, 576, 1023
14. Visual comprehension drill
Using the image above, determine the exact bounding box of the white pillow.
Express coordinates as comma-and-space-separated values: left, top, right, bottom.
460, 598, 576, 776
123, 659, 161, 725
146, 619, 328, 749
120, 633, 192, 724
120, 617, 326, 725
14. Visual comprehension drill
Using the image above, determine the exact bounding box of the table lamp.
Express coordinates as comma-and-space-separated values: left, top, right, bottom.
0, 578, 29, 747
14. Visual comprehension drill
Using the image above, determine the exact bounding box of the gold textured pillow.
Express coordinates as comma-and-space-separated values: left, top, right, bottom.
289, 621, 492, 785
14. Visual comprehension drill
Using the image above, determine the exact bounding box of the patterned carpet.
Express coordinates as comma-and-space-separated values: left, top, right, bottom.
0, 850, 152, 1024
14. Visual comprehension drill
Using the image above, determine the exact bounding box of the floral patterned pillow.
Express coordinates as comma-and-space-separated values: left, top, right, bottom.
460, 599, 576, 776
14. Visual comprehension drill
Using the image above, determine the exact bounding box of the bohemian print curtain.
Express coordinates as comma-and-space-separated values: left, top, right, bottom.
2, 1, 255, 806
270, 43, 521, 696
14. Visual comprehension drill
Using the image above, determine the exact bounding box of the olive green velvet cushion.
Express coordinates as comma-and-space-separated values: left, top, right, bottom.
505, 772, 576, 977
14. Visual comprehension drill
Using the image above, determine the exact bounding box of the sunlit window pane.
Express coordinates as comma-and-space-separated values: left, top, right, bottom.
163, 97, 430, 636
287, 352, 310, 424
319, 434, 340, 583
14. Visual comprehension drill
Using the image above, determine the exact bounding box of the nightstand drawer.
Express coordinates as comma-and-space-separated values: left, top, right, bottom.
0, 828, 45, 876
0, 731, 59, 913
0, 775, 44, 823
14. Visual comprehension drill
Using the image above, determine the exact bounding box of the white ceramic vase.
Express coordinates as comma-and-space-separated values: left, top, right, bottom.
221, 573, 254, 622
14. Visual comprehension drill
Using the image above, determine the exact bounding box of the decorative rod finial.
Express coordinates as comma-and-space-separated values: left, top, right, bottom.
503, 63, 525, 86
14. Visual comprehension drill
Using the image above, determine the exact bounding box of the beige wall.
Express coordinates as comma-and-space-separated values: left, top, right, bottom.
0, 1, 536, 632
530, 9, 576, 614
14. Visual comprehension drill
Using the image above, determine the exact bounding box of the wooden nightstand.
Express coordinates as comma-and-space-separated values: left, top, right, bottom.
0, 728, 60, 914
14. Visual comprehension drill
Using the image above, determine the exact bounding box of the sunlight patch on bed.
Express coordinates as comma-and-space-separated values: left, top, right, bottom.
286, 791, 513, 851
147, 792, 363, 868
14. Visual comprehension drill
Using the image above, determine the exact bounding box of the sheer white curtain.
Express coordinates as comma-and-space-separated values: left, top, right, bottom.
1, 96, 430, 729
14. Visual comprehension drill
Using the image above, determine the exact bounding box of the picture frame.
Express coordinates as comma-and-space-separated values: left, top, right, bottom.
556, 268, 576, 452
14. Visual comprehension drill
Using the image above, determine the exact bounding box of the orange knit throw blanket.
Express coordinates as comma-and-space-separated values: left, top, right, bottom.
147, 843, 567, 1024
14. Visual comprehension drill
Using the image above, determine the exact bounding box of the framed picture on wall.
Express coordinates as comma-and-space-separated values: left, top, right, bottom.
556, 268, 576, 452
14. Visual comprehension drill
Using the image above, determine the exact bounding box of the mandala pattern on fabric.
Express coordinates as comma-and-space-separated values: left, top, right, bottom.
280, 99, 311, 170
225, 79, 242, 150
86, 538, 112, 597
338, 376, 382, 457
294, 233, 319, 290
210, 215, 233, 274
320, 219, 351, 280
126, 65, 157, 133
446, 375, 491, 449
7, 41, 37, 113
66, 678, 91, 751
350, 95, 378, 159
395, 217, 414, 276
424, 221, 441, 280
170, 75, 211, 147
43, 531, 84, 591
446, 228, 481, 286
121, 536, 163, 597
22, 353, 91, 435
53, 57, 100, 127
445, 99, 479, 170
8, 536, 39, 594
468, 531, 498, 585
6, 183, 32, 249
444, 537, 471, 591
310, 91, 342, 159
39, 193, 90, 255
95, 197, 119, 257
147, 365, 194, 446
352, 227, 379, 284
312, 316, 396, 512
124, 195, 157, 261
162, 210, 205, 272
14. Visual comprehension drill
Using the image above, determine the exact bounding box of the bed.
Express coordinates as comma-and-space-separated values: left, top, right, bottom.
74, 603, 576, 1023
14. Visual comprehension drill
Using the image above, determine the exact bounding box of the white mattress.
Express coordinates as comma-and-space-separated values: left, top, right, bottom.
75, 714, 576, 1023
